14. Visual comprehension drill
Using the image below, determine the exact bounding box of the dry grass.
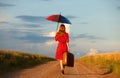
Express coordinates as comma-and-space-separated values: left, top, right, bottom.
78, 51, 120, 76
0, 49, 55, 73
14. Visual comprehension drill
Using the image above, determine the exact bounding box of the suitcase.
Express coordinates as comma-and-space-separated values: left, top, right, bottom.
62, 52, 74, 67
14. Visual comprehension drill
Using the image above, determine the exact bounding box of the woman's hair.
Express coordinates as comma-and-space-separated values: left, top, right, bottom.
58, 24, 66, 33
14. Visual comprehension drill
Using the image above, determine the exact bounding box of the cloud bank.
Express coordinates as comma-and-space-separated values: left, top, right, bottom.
16, 15, 47, 24
73, 33, 104, 40
0, 2, 15, 7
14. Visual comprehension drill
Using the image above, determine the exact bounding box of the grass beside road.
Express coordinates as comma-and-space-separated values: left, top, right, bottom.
0, 50, 55, 74
78, 52, 120, 76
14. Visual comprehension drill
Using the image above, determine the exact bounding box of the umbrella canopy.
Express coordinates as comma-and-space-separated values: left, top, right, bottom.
46, 14, 71, 24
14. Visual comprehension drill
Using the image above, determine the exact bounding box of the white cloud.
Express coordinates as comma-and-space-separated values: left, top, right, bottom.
45, 40, 56, 45
45, 31, 56, 37
87, 48, 98, 55
64, 24, 70, 34
0, 14, 10, 22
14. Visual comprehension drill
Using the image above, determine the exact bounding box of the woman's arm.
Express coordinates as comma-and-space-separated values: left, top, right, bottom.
55, 32, 58, 41
67, 42, 69, 52
66, 33, 69, 52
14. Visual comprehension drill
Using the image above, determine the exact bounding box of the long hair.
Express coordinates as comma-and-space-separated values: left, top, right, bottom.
57, 24, 66, 36
58, 24, 66, 33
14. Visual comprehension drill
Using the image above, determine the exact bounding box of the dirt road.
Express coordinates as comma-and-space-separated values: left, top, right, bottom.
1, 61, 119, 78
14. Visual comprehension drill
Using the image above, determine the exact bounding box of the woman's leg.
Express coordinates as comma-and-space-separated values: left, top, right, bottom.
60, 60, 64, 74
60, 60, 63, 70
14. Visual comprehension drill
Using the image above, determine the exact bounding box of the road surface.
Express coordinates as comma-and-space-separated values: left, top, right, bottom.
1, 61, 119, 78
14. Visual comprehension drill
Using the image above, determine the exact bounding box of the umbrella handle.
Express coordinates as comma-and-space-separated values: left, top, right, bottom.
56, 22, 59, 32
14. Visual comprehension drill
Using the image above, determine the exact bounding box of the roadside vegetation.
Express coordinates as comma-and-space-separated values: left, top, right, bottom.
0, 50, 55, 73
78, 52, 120, 76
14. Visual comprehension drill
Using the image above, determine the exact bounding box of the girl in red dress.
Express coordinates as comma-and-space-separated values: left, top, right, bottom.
55, 24, 69, 74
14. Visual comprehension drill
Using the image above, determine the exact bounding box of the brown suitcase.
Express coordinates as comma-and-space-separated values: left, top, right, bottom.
62, 52, 74, 67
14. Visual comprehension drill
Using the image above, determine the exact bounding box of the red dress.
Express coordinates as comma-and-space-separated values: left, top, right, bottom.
55, 33, 69, 60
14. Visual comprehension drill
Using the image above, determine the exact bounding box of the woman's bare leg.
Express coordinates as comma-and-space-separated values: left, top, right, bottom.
60, 60, 63, 70
60, 60, 64, 74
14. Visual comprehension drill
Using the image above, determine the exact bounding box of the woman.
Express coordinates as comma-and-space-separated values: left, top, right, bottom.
55, 24, 69, 74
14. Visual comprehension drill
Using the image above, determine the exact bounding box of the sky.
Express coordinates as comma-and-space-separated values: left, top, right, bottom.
0, 0, 120, 58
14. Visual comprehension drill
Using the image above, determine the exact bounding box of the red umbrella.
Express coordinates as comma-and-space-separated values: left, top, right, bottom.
46, 14, 71, 30
46, 14, 71, 24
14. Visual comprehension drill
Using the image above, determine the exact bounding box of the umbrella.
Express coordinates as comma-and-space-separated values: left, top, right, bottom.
46, 14, 71, 30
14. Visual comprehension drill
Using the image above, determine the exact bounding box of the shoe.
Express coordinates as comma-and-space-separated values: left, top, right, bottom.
61, 70, 64, 74
63, 65, 65, 69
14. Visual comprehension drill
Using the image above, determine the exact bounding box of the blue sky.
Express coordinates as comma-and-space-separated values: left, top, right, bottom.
0, 0, 120, 58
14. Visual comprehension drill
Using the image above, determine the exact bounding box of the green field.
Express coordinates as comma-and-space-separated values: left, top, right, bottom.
78, 52, 120, 76
0, 50, 55, 73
